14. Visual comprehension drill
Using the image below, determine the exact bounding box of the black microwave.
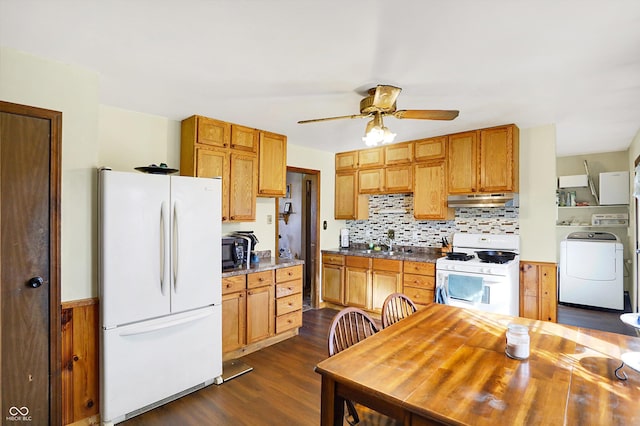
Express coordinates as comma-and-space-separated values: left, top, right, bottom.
222, 237, 248, 270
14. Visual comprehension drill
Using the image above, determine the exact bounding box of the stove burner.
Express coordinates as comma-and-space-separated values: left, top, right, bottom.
445, 252, 474, 261
479, 258, 510, 264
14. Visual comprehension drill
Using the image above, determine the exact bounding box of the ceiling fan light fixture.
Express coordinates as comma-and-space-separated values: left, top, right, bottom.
362, 113, 395, 146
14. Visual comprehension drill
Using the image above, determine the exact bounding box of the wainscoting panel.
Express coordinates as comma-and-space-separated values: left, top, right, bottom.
61, 298, 99, 425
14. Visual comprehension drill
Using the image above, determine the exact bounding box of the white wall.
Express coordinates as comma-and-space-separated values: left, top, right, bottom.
518, 124, 557, 262
0, 47, 100, 301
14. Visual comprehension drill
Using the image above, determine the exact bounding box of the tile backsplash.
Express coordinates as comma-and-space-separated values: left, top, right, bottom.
346, 194, 519, 248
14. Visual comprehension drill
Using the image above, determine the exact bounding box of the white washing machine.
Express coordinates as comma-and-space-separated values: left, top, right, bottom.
559, 232, 624, 310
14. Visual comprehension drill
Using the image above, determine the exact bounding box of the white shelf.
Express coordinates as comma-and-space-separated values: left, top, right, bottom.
557, 205, 628, 209
556, 224, 628, 228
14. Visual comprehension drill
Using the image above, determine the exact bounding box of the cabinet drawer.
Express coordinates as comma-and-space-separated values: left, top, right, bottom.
276, 265, 303, 283
222, 275, 246, 294
276, 294, 302, 316
404, 261, 435, 276
276, 310, 302, 334
404, 286, 434, 306
322, 253, 345, 266
247, 270, 274, 288
346, 256, 371, 268
372, 258, 402, 273
403, 273, 435, 290
276, 280, 302, 298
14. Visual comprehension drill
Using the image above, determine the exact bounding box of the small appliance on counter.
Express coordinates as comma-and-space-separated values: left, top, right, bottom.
340, 228, 349, 248
230, 231, 259, 267
222, 236, 249, 270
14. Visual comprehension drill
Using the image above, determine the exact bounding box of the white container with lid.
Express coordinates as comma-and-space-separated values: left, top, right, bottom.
506, 323, 530, 360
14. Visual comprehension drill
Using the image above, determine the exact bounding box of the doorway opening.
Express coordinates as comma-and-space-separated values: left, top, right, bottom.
275, 167, 320, 310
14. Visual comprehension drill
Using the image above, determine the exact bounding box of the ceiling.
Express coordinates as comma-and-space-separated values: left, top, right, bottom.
1, 0, 640, 157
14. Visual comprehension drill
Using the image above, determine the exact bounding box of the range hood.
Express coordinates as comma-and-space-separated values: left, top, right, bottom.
447, 193, 519, 208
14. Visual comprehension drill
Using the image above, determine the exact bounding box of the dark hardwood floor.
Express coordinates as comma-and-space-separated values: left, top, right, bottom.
120, 304, 639, 425
122, 308, 339, 425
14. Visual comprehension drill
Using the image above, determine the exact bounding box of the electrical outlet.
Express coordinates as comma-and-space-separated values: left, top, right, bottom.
266, 214, 273, 225
387, 229, 395, 239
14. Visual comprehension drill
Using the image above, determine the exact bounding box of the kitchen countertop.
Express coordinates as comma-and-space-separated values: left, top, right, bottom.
322, 247, 443, 264
222, 257, 304, 278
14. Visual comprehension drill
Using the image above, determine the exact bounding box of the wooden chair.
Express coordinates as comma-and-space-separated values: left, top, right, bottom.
328, 307, 379, 425
381, 293, 417, 329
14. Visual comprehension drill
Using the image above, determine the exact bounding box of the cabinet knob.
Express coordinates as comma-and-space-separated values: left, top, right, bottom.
222, 216, 228, 221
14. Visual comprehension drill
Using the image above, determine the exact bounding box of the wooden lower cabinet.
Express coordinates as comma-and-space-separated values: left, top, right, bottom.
519, 261, 557, 322
246, 285, 275, 343
322, 254, 436, 314
222, 290, 246, 352
371, 258, 402, 312
403, 261, 436, 307
275, 265, 303, 333
345, 256, 372, 309
322, 254, 345, 305
222, 265, 302, 360
246, 270, 275, 344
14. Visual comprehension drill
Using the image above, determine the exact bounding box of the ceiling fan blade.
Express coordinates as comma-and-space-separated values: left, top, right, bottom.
372, 85, 402, 109
393, 109, 459, 120
297, 113, 370, 124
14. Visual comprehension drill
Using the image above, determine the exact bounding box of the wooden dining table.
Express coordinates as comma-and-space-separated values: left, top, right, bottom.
315, 303, 640, 425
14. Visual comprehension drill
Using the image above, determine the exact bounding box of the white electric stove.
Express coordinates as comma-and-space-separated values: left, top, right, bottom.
436, 233, 520, 316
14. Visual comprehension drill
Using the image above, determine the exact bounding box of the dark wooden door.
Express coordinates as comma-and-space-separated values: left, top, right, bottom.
0, 101, 61, 425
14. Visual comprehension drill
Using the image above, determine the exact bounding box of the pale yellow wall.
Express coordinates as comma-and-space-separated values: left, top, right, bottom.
0, 47, 99, 301
98, 105, 181, 171
518, 124, 557, 262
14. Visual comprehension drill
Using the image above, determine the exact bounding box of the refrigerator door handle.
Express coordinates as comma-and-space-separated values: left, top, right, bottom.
118, 308, 214, 337
160, 201, 169, 296
160, 202, 166, 296
172, 201, 180, 293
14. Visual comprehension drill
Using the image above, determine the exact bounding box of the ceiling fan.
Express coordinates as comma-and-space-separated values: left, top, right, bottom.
298, 85, 459, 146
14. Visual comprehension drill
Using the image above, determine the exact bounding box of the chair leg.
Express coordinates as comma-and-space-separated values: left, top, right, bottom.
345, 400, 360, 425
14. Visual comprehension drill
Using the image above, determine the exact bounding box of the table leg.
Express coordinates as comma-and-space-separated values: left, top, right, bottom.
320, 375, 345, 425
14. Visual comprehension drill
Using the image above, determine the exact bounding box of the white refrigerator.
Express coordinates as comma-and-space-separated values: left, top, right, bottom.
98, 169, 223, 425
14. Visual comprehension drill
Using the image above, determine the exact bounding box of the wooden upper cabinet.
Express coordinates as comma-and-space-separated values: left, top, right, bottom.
197, 116, 231, 148
448, 131, 478, 194
336, 151, 358, 171
257, 131, 287, 197
358, 168, 385, 194
229, 152, 257, 221
384, 165, 413, 193
478, 125, 519, 193
335, 171, 368, 220
414, 161, 454, 220
448, 124, 519, 195
196, 148, 230, 220
230, 124, 258, 153
385, 142, 413, 165
415, 137, 446, 162
358, 147, 384, 169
